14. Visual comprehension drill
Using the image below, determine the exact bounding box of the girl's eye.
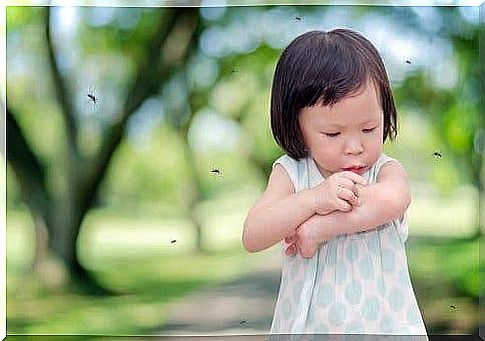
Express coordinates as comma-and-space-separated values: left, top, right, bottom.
363, 127, 377, 133
324, 132, 340, 137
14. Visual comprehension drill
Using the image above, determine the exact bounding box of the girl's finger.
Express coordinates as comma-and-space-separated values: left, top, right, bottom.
334, 177, 354, 189
337, 187, 360, 206
337, 199, 352, 211
334, 178, 360, 195
353, 184, 363, 197
284, 246, 291, 256
284, 233, 297, 244
285, 244, 296, 256
338, 171, 367, 186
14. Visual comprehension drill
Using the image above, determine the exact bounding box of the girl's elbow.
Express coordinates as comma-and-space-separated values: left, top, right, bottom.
243, 213, 276, 253
242, 236, 261, 254
242, 218, 258, 253
405, 192, 412, 209
400, 191, 412, 213
390, 192, 411, 221
241, 230, 253, 253
242, 238, 258, 253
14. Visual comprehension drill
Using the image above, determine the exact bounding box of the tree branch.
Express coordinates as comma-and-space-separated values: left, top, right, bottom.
44, 7, 78, 157
78, 8, 200, 216
6, 106, 52, 226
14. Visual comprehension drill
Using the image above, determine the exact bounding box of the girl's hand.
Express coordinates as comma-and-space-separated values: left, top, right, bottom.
284, 233, 299, 257
284, 215, 332, 258
311, 171, 367, 215
284, 171, 367, 258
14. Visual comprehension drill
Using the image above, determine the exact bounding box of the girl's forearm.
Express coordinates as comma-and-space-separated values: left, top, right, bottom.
243, 188, 316, 253
314, 183, 408, 241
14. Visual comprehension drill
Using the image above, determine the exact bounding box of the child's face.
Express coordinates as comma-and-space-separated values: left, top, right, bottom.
298, 81, 384, 178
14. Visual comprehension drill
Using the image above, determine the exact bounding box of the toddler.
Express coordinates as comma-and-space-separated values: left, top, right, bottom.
242, 29, 428, 338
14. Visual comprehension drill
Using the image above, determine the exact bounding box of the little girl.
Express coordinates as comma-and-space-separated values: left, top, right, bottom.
242, 29, 428, 337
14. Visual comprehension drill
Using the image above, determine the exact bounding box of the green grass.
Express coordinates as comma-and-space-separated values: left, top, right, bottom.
8, 244, 277, 334
6, 205, 278, 334
408, 237, 480, 298
6, 185, 480, 335
406, 237, 480, 334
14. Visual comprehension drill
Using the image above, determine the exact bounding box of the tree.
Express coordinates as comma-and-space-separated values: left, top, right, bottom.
6, 7, 201, 293
396, 6, 482, 239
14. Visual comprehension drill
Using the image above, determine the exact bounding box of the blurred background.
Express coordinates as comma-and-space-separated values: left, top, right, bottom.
4, 2, 484, 338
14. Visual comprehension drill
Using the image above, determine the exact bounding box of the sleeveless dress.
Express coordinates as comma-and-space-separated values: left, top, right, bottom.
269, 153, 428, 339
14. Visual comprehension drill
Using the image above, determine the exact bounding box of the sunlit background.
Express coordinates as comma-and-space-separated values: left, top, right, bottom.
4, 2, 483, 338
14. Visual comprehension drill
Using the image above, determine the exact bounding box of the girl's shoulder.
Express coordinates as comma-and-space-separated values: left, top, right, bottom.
272, 154, 309, 192
376, 152, 400, 167
273, 154, 303, 167
369, 153, 403, 179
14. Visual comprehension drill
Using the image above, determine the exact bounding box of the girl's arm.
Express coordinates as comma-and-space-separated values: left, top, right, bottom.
314, 160, 411, 242
242, 164, 317, 253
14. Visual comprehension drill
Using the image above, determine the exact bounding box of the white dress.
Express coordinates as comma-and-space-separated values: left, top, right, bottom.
269, 153, 428, 340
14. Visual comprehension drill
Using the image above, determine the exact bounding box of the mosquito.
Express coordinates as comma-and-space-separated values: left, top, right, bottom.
86, 86, 100, 111
210, 163, 223, 178
433, 149, 442, 162
450, 304, 457, 311
170, 239, 177, 244
405, 60, 412, 65
239, 318, 246, 325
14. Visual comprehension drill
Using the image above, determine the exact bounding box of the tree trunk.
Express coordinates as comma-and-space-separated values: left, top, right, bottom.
47, 211, 115, 295
180, 132, 206, 254
191, 206, 205, 254
471, 182, 484, 241
30, 212, 49, 273
8, 7, 202, 292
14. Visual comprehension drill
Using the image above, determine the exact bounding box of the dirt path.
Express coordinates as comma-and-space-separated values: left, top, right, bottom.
158, 258, 282, 336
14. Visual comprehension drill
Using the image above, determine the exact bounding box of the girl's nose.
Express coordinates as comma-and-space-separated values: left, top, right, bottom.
344, 138, 364, 155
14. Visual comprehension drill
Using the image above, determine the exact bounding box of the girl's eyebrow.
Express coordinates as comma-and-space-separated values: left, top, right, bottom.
324, 119, 378, 128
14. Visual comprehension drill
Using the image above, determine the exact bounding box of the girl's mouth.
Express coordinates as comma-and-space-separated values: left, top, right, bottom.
343, 166, 366, 175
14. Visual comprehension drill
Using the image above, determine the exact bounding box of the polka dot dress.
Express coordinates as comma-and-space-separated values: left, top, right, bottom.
269, 153, 428, 339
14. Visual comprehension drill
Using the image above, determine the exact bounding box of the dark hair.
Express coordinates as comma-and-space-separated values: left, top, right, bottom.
270, 28, 398, 160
